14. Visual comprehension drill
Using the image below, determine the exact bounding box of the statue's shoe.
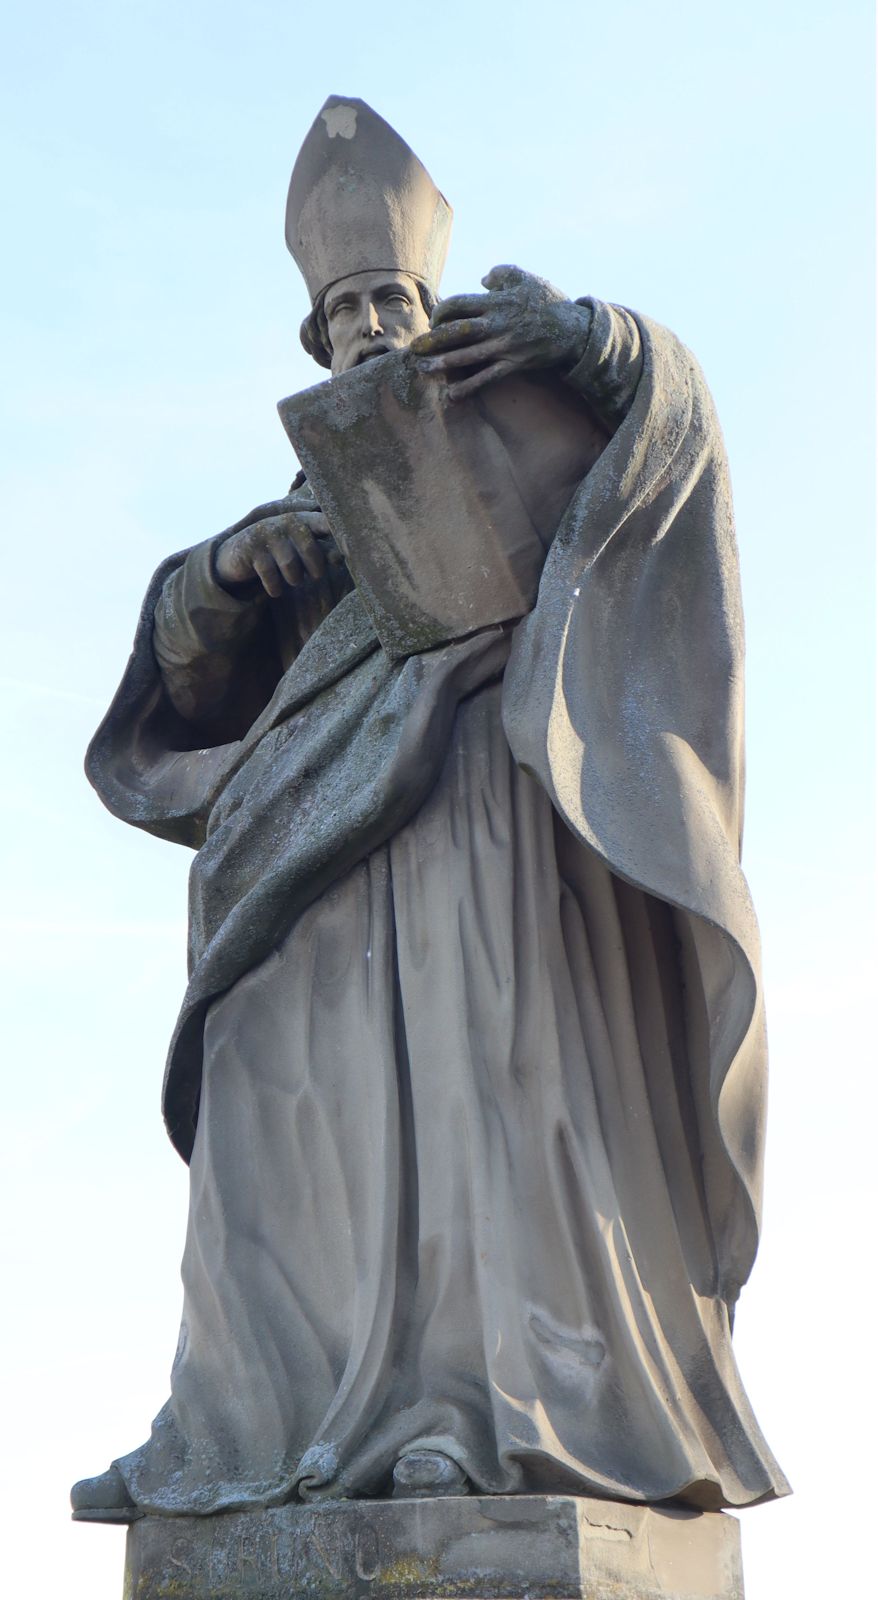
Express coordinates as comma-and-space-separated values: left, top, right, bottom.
70, 1465, 140, 1524
392, 1449, 469, 1498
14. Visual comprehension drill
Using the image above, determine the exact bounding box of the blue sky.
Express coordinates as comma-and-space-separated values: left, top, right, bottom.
1, 4, 874, 1597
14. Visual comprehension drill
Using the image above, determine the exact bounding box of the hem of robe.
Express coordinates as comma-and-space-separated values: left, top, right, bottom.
111, 1434, 789, 1517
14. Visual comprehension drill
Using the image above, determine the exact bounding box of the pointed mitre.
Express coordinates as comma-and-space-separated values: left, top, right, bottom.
285, 97, 452, 304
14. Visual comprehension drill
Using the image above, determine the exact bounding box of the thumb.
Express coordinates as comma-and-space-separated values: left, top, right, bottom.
481, 263, 529, 292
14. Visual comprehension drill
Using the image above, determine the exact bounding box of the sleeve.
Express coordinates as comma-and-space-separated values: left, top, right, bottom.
564, 299, 644, 429
153, 537, 276, 732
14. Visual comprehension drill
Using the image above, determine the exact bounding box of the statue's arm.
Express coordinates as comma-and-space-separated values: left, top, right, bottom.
152, 537, 270, 727
153, 488, 346, 732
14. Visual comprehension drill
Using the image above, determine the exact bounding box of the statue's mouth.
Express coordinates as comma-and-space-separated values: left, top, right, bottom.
356, 344, 390, 366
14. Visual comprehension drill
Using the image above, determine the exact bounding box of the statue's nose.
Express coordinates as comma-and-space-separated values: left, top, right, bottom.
363, 302, 383, 337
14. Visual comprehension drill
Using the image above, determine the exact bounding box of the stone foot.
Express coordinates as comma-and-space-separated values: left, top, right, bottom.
71, 1464, 140, 1523
392, 1449, 469, 1498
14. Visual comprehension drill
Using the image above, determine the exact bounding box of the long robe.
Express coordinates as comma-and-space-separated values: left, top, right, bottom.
86, 300, 789, 1514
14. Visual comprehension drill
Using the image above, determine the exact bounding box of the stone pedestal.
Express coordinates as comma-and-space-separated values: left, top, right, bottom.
123, 1493, 744, 1600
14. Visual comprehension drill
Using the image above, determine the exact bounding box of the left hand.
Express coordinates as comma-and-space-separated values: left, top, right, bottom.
410, 264, 590, 401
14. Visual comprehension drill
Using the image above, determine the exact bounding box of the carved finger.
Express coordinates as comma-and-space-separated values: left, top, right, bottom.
284, 516, 326, 582
417, 336, 511, 373
445, 358, 516, 401
412, 317, 497, 358
240, 512, 290, 545
214, 533, 254, 588
481, 264, 529, 292
234, 494, 304, 531
252, 550, 286, 599
299, 511, 331, 537
427, 292, 493, 329
270, 533, 305, 588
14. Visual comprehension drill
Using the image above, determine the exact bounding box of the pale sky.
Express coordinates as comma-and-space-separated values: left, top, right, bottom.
1, 3, 874, 1597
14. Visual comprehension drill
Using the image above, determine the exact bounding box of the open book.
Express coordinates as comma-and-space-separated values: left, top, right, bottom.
278, 350, 607, 658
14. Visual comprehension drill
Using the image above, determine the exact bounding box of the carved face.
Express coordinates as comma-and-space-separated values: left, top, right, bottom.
324, 270, 431, 374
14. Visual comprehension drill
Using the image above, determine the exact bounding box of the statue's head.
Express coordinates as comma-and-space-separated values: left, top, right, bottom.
318, 270, 433, 374
285, 97, 451, 373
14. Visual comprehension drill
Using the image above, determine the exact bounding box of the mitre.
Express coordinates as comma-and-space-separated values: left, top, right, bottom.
285, 96, 452, 304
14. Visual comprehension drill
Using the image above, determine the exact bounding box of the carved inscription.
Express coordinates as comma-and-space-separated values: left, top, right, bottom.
355, 1524, 381, 1581
311, 1521, 345, 1580
126, 1493, 732, 1600
168, 1536, 193, 1580
134, 1505, 396, 1597
237, 1532, 262, 1587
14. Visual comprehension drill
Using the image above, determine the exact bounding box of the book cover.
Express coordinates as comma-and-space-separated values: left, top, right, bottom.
278, 351, 607, 657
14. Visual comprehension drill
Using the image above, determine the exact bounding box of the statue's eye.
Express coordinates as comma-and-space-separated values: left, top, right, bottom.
384, 295, 411, 309
330, 301, 354, 317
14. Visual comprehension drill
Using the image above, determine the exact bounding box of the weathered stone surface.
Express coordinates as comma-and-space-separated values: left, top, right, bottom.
278, 350, 605, 657
73, 96, 786, 1548
123, 1493, 744, 1600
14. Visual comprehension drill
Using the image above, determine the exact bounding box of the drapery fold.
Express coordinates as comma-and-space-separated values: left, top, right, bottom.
86, 301, 785, 1509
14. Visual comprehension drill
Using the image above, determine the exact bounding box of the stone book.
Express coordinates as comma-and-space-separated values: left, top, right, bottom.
278, 350, 608, 657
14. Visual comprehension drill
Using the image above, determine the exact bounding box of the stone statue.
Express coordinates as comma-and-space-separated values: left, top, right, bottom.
72, 98, 788, 1531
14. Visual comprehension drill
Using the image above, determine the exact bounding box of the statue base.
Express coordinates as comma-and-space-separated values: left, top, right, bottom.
123, 1492, 744, 1599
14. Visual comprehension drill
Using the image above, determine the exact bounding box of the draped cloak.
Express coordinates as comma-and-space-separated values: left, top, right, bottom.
86, 302, 789, 1514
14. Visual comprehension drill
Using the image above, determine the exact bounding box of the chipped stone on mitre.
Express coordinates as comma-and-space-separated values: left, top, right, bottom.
285, 96, 452, 303
322, 103, 358, 140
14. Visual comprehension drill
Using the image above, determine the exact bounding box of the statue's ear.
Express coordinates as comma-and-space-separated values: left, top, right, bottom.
299, 310, 333, 370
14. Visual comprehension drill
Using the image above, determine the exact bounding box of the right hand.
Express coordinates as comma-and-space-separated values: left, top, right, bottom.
214, 494, 341, 598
